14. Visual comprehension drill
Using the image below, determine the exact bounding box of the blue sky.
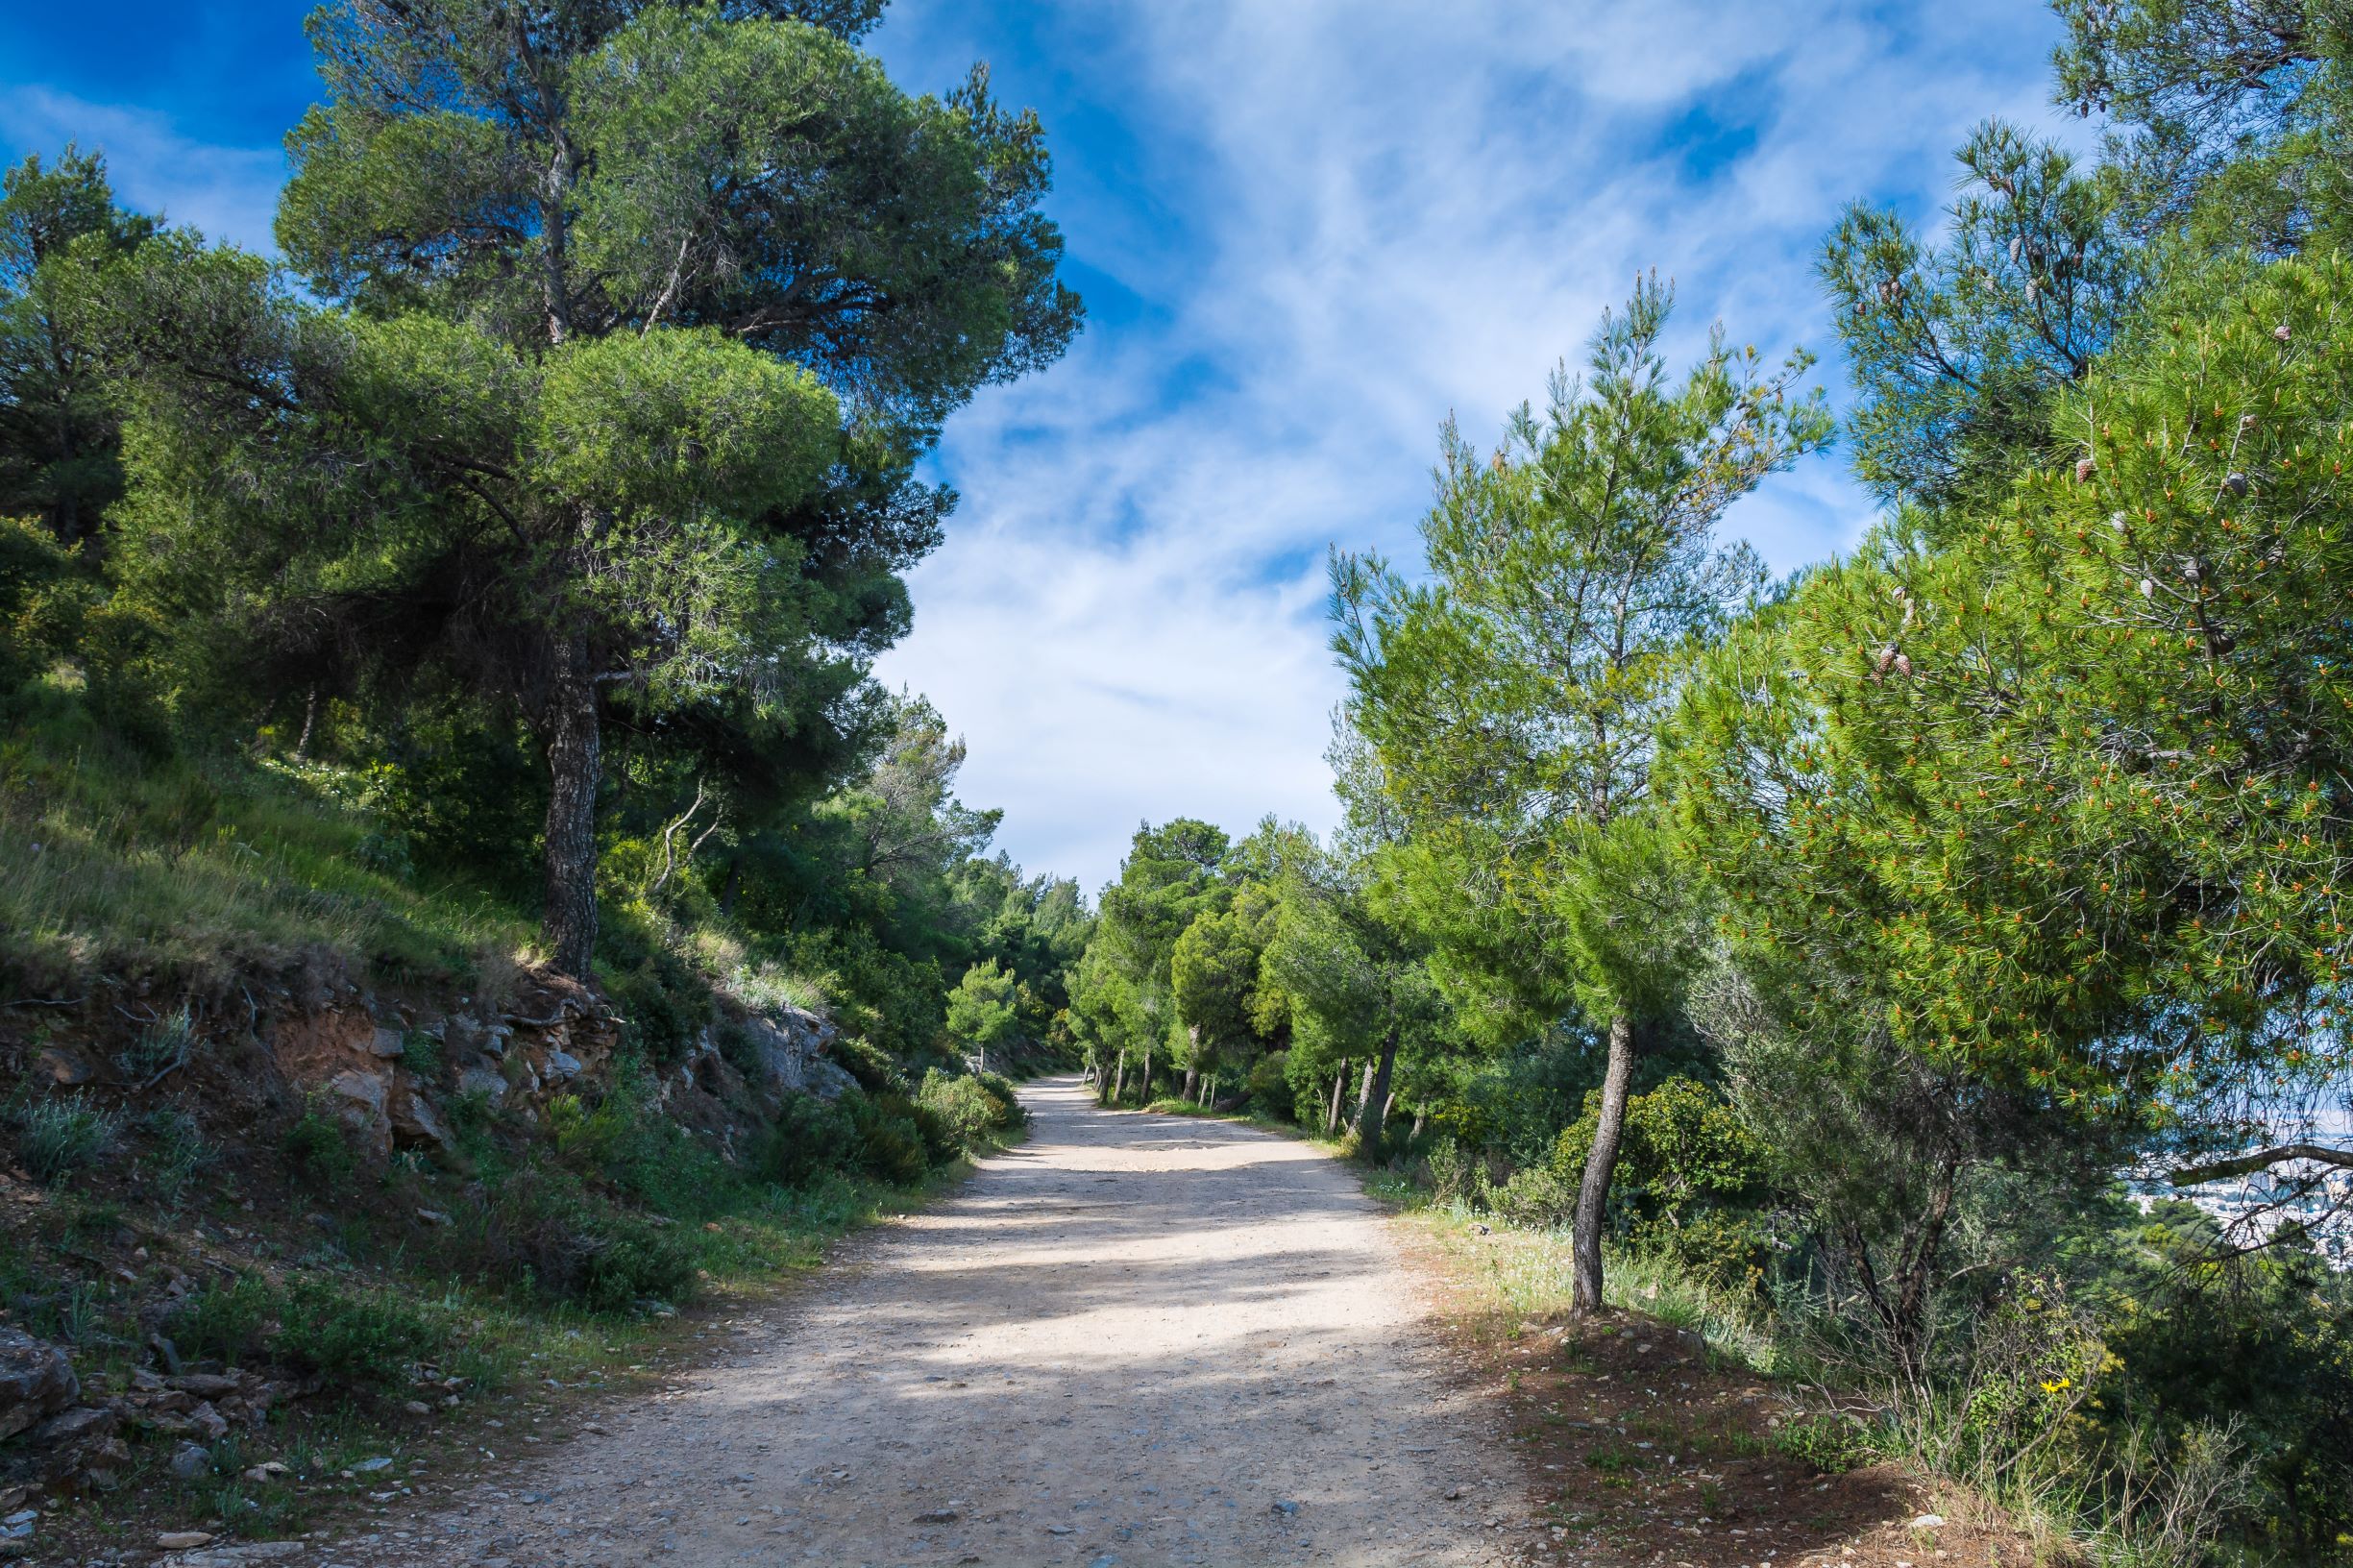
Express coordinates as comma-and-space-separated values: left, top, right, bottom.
2, 0, 2074, 894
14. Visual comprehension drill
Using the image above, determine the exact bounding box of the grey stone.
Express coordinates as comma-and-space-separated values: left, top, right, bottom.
167, 1443, 210, 1482
0, 1329, 77, 1442
367, 1027, 407, 1059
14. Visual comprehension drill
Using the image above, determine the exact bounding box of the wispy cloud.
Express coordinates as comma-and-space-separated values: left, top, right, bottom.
871, 0, 2075, 893
1, 86, 283, 253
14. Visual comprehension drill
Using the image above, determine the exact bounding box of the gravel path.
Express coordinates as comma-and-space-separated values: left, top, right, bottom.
345, 1076, 1522, 1568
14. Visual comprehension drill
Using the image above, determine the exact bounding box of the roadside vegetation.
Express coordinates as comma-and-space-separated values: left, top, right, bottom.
0, 0, 1079, 1554
1070, 6, 2353, 1564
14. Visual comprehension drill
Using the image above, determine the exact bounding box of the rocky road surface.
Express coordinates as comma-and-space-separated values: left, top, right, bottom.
333, 1076, 1522, 1568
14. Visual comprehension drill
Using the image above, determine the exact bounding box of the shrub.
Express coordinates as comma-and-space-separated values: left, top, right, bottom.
830, 1035, 905, 1096
13, 1093, 119, 1186
140, 1107, 213, 1211
115, 1007, 195, 1082
757, 1092, 858, 1188
400, 1028, 444, 1084
1245, 1050, 1291, 1117
973, 1071, 1028, 1129
282, 1109, 357, 1190
171, 1277, 276, 1368
453, 1166, 699, 1311
917, 1069, 1016, 1152
272, 1275, 453, 1388
846, 1091, 930, 1185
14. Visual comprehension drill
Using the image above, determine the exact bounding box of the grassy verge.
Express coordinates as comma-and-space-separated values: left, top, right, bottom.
14, 1147, 988, 1558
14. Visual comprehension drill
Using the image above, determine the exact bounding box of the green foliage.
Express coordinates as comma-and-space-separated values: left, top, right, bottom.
115, 1005, 194, 1081
11, 1092, 117, 1186
944, 959, 1017, 1062
757, 1092, 861, 1188
846, 1090, 932, 1186
915, 1068, 1020, 1151
281, 1109, 358, 1191
138, 1106, 212, 1212
1243, 1049, 1292, 1117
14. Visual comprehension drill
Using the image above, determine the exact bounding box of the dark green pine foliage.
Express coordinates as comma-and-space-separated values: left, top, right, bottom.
90, 0, 1081, 976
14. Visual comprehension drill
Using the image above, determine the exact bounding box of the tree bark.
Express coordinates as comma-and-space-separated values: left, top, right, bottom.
1327, 1065, 1347, 1134
1140, 1045, 1152, 1103
540, 634, 602, 979
1570, 1013, 1636, 1317
1113, 1051, 1128, 1104
1183, 1066, 1199, 1103
1355, 1031, 1399, 1160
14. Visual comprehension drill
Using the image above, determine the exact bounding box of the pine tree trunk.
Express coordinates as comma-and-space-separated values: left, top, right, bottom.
1113, 1051, 1128, 1103
1183, 1066, 1199, 1103
1327, 1065, 1346, 1134
541, 634, 602, 980
1141, 1045, 1152, 1103
1355, 1032, 1399, 1159
1571, 1013, 1637, 1317
1410, 1111, 1427, 1142
294, 686, 319, 761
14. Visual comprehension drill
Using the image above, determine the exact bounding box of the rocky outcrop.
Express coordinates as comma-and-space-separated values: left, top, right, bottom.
0, 1332, 75, 1443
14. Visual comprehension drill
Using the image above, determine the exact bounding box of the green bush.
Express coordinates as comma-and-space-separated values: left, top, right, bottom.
756, 1092, 858, 1188
453, 1165, 699, 1311
1245, 1050, 1291, 1117
272, 1275, 454, 1388
139, 1107, 213, 1211
12, 1093, 120, 1186
846, 1090, 930, 1185
115, 1007, 195, 1081
830, 1035, 906, 1096
917, 1069, 1017, 1152
973, 1070, 1028, 1128
171, 1277, 275, 1368
282, 1109, 357, 1189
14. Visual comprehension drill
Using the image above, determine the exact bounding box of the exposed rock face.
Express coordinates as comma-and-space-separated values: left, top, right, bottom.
736, 1005, 842, 1095
366, 1027, 406, 1059
0, 1331, 77, 1443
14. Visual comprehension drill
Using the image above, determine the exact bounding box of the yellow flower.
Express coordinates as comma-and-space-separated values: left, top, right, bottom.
2039, 1377, 2072, 1394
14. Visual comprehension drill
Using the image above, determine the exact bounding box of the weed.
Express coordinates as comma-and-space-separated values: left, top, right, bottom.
400, 1029, 443, 1083
282, 1110, 357, 1190
116, 1007, 196, 1083
13, 1093, 120, 1186
140, 1108, 213, 1212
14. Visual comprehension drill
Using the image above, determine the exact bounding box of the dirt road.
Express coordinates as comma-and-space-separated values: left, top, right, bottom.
344, 1077, 1521, 1568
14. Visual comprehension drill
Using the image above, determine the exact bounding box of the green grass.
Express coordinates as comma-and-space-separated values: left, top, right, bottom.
0, 680, 531, 992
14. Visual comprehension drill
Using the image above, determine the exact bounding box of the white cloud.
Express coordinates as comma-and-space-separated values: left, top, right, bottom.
0, 86, 283, 253
871, 0, 2074, 894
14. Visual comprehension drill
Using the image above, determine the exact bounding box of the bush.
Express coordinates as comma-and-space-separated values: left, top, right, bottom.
282, 1109, 358, 1189
973, 1070, 1028, 1129
139, 1107, 213, 1211
757, 1092, 858, 1188
1245, 1050, 1291, 1117
916, 1069, 1018, 1153
171, 1277, 275, 1368
115, 1007, 194, 1081
846, 1090, 930, 1185
453, 1165, 699, 1312
13, 1093, 119, 1186
272, 1275, 454, 1388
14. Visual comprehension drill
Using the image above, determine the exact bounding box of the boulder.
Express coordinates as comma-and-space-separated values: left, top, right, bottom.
0, 1331, 77, 1442
167, 1443, 210, 1481
324, 1068, 391, 1155
20, 1405, 127, 1487
389, 1087, 455, 1155
365, 1027, 406, 1060
543, 1049, 583, 1084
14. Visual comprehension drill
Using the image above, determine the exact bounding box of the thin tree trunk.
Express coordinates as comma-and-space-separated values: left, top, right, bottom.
1327, 1065, 1347, 1134
1141, 1045, 1152, 1103
1570, 1013, 1637, 1317
1355, 1059, 1376, 1119
293, 686, 319, 761
1355, 1031, 1399, 1159
540, 634, 601, 979
1183, 1066, 1199, 1103
1410, 1111, 1427, 1142
1113, 1051, 1128, 1104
